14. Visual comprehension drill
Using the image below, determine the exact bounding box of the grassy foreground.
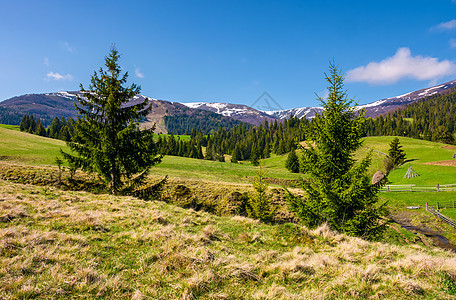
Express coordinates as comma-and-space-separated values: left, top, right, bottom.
1, 180, 456, 299
2, 126, 456, 297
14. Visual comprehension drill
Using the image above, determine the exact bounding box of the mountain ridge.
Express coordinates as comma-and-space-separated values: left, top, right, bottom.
266, 79, 456, 119
1, 79, 455, 130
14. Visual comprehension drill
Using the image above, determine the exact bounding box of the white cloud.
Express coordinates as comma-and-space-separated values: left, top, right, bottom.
60, 41, 73, 52
46, 72, 73, 81
135, 68, 144, 79
451, 38, 456, 48
44, 57, 49, 66
346, 47, 456, 85
435, 19, 456, 30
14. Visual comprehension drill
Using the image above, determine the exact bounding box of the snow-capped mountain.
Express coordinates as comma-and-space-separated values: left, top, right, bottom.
356, 79, 456, 118
180, 102, 275, 125
265, 107, 323, 120
266, 79, 456, 119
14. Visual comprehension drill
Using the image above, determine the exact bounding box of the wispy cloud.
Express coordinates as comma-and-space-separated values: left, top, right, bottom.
44, 57, 49, 66
346, 48, 456, 85
434, 19, 456, 30
60, 41, 73, 52
135, 68, 144, 79
451, 38, 456, 48
46, 72, 73, 81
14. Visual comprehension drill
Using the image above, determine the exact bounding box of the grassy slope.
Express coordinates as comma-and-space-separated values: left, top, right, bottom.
0, 124, 20, 131
0, 127, 298, 183
1, 128, 456, 297
150, 154, 298, 183
1, 180, 456, 299
2, 127, 456, 187
362, 136, 456, 185
0, 127, 68, 165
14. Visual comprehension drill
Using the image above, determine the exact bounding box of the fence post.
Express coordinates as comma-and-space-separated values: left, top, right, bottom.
387, 185, 390, 192
426, 202, 428, 210
410, 184, 413, 192
437, 202, 439, 210
437, 184, 440, 192
453, 199, 454, 209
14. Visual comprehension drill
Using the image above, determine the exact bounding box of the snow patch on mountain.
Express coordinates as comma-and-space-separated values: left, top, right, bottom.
46, 91, 78, 100
182, 102, 256, 117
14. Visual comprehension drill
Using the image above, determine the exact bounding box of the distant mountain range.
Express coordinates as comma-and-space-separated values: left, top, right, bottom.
1, 79, 456, 133
261, 79, 456, 119
182, 79, 456, 120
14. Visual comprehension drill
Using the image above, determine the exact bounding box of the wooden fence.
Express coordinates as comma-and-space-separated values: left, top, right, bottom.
426, 203, 456, 229
381, 184, 456, 192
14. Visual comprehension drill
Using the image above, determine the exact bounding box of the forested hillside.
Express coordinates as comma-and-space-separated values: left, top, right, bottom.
365, 89, 456, 143
159, 90, 456, 164
164, 110, 249, 134
156, 115, 309, 162
0, 107, 26, 125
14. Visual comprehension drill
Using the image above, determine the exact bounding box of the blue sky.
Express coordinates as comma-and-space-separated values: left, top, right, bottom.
1, 0, 456, 110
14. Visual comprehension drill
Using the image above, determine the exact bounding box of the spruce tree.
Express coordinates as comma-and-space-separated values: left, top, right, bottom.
48, 117, 61, 138
285, 149, 299, 173
230, 146, 240, 163
250, 144, 260, 166
287, 61, 387, 240
19, 115, 30, 132
62, 46, 162, 195
28, 116, 36, 133
387, 137, 406, 168
247, 166, 275, 223
36, 121, 47, 137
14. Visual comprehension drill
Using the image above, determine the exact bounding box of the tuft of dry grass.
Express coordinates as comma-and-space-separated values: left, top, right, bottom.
1, 179, 456, 299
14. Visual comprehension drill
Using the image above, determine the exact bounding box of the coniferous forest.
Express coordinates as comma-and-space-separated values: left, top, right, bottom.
364, 90, 456, 143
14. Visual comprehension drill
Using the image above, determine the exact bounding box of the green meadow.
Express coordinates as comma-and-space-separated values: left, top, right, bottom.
2, 126, 456, 188
0, 126, 67, 165
2, 126, 456, 298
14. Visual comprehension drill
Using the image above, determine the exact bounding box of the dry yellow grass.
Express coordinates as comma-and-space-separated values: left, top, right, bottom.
1, 179, 456, 299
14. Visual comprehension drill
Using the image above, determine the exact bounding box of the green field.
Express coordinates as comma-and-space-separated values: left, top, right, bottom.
2, 127, 456, 187
0, 124, 20, 131
2, 126, 456, 298
362, 136, 456, 185
154, 133, 192, 141
0, 126, 68, 165
0, 126, 299, 183
150, 153, 298, 183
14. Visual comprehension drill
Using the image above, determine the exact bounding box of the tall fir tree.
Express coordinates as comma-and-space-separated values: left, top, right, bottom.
250, 144, 260, 166
285, 149, 300, 173
19, 115, 30, 132
387, 137, 406, 168
288, 61, 388, 240
36, 121, 47, 137
230, 145, 240, 163
62, 46, 162, 195
27, 116, 36, 133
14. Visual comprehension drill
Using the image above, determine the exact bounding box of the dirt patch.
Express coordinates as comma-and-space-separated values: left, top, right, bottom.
442, 145, 456, 150
424, 160, 456, 167
299, 141, 316, 149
